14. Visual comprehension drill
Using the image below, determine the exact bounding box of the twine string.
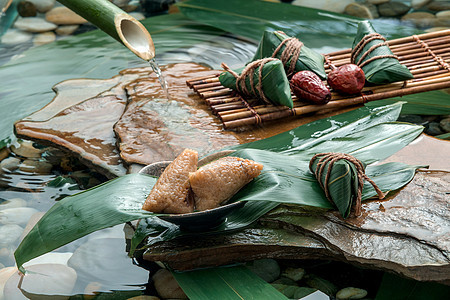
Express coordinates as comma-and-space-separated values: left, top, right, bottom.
272, 33, 304, 77
309, 152, 386, 217
413, 35, 450, 72
351, 33, 399, 69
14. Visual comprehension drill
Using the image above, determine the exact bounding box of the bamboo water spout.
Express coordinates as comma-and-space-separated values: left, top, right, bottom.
57, 0, 155, 61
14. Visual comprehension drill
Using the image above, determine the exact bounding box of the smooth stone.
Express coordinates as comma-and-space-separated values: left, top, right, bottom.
14, 17, 57, 33
4, 263, 77, 299
401, 12, 438, 28
272, 277, 298, 286
412, 0, 432, 9
28, 0, 55, 13
19, 159, 53, 174
336, 287, 368, 299
17, 1, 37, 17
427, 0, 450, 11
0, 198, 27, 211
33, 31, 56, 46
68, 238, 148, 290
55, 25, 79, 35
0, 207, 39, 226
152, 269, 187, 299
45, 7, 87, 25
20, 211, 45, 240
397, 114, 424, 124
364, 2, 379, 18
0, 267, 17, 300
23, 252, 73, 268
378, 2, 410, 17
246, 259, 280, 283
0, 224, 24, 246
11, 140, 44, 158
367, 0, 389, 4
436, 10, 450, 19
0, 148, 8, 161
0, 29, 33, 44
0, 157, 21, 172
282, 267, 305, 282
291, 0, 355, 13
129, 12, 145, 21
344, 3, 373, 19
440, 117, 450, 132
425, 26, 450, 32
426, 122, 444, 136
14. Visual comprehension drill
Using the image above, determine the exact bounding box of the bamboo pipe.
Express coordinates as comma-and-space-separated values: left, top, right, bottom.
57, 0, 155, 61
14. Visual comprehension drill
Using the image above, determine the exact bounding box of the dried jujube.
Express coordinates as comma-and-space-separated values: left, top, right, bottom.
290, 71, 331, 105
327, 64, 365, 95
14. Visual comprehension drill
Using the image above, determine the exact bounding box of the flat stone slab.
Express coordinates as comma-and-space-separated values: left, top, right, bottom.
144, 170, 450, 283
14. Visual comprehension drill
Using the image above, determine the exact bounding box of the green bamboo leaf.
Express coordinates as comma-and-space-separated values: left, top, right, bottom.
172, 265, 289, 300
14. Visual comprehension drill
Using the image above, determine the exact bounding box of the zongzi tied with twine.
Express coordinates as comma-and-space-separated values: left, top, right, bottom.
309, 152, 386, 218
351, 21, 414, 84
220, 58, 293, 108
252, 30, 327, 79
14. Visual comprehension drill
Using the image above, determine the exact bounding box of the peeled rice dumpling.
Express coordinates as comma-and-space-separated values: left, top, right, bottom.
190, 156, 263, 211
142, 149, 198, 214
351, 21, 413, 84
219, 58, 293, 108
252, 30, 327, 80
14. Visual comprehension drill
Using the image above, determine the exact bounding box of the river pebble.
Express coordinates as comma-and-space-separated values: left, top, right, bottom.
427, 0, 450, 11
378, 2, 410, 17
367, 0, 388, 4
344, 3, 373, 19
0, 157, 21, 172
336, 287, 368, 299
0, 29, 33, 45
4, 263, 77, 299
0, 207, 39, 226
0, 198, 27, 211
246, 259, 280, 283
402, 12, 438, 28
33, 31, 56, 46
11, 140, 44, 158
282, 267, 305, 282
439, 117, 450, 132
28, 0, 55, 13
19, 159, 53, 174
45, 7, 88, 25
55, 25, 79, 36
0, 267, 17, 300
17, 1, 37, 17
152, 269, 187, 299
14, 17, 57, 33
0, 224, 23, 246
412, 0, 432, 9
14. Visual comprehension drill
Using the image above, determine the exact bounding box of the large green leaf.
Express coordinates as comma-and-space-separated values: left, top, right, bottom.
173, 265, 288, 300
15, 103, 423, 271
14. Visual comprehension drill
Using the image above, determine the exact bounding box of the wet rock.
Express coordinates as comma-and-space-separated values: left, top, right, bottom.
246, 259, 280, 283
402, 12, 438, 28
4, 263, 77, 299
152, 269, 187, 299
55, 25, 79, 35
19, 159, 53, 174
272, 277, 298, 286
378, 2, 410, 17
45, 7, 88, 25
305, 274, 338, 296
436, 10, 450, 26
397, 114, 424, 125
14, 17, 57, 33
440, 117, 450, 132
28, 0, 55, 13
0, 157, 21, 172
367, 0, 388, 4
11, 140, 44, 158
336, 287, 368, 299
20, 211, 45, 240
425, 26, 450, 32
0, 198, 27, 210
344, 3, 374, 19
68, 238, 148, 290
0, 224, 23, 246
0, 29, 33, 45
412, 0, 432, 9
427, 0, 450, 11
0, 267, 17, 299
0, 207, 39, 226
33, 31, 56, 46
0, 148, 8, 161
291, 0, 355, 13
17, 1, 37, 17
282, 267, 305, 281
426, 122, 444, 136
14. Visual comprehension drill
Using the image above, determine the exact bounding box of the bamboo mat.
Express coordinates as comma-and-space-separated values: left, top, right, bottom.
187, 29, 450, 129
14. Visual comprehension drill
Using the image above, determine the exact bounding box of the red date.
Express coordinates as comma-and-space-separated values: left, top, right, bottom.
290, 71, 331, 105
327, 64, 365, 95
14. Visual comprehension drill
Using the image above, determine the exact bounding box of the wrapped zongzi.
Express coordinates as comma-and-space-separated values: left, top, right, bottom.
252, 30, 327, 80
351, 21, 413, 84
219, 58, 293, 108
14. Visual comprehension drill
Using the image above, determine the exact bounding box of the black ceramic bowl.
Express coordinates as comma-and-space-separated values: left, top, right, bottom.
139, 150, 246, 231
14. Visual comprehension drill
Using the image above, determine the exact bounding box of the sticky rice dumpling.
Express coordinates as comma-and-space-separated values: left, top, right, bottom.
190, 156, 263, 211
142, 149, 198, 214
252, 30, 327, 80
351, 21, 413, 84
219, 58, 293, 108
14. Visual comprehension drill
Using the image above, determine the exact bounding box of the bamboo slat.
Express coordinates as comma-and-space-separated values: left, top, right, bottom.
187, 29, 450, 130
